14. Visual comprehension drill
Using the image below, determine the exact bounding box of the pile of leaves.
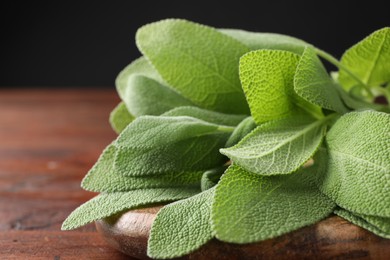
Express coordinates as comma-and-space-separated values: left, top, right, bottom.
62, 19, 390, 259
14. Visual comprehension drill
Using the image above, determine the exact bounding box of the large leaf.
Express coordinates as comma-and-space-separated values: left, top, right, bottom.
239, 50, 322, 124
339, 27, 390, 90
148, 188, 215, 259
320, 110, 390, 217
61, 188, 199, 230
294, 47, 349, 114
114, 116, 231, 176
81, 144, 203, 192
220, 116, 328, 175
123, 75, 194, 117
136, 19, 250, 114
212, 165, 335, 243
335, 208, 390, 239
109, 102, 134, 134
220, 29, 308, 54
162, 106, 246, 126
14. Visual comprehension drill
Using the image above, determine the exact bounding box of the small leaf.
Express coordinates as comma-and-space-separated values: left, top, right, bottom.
294, 47, 349, 114
109, 102, 134, 134
123, 75, 194, 117
225, 116, 256, 147
115, 116, 230, 176
212, 165, 335, 243
320, 110, 390, 217
162, 106, 246, 126
335, 208, 390, 239
339, 27, 390, 90
61, 188, 199, 230
148, 188, 215, 259
81, 144, 203, 192
136, 19, 250, 114
116, 57, 165, 100
201, 167, 225, 191
220, 29, 308, 54
239, 50, 322, 124
221, 115, 328, 175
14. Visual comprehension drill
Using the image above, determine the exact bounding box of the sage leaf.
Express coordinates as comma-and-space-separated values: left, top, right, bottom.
136, 19, 250, 114
162, 106, 246, 126
109, 102, 134, 134
239, 50, 322, 124
220, 116, 329, 175
115, 116, 231, 176
225, 116, 256, 147
81, 144, 203, 192
212, 165, 335, 243
116, 56, 165, 100
294, 47, 349, 114
339, 27, 390, 90
320, 110, 390, 217
61, 188, 199, 230
335, 208, 390, 239
201, 167, 225, 191
220, 29, 308, 54
148, 188, 215, 259
124, 75, 194, 117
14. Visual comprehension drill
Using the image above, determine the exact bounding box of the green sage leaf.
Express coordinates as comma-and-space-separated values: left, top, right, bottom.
239, 50, 322, 124
220, 29, 308, 54
212, 164, 335, 243
148, 188, 215, 259
220, 115, 329, 175
61, 188, 199, 230
225, 116, 256, 148
109, 102, 134, 134
201, 167, 225, 191
81, 144, 203, 192
115, 116, 231, 176
294, 47, 349, 114
136, 19, 250, 114
339, 27, 390, 90
320, 110, 390, 217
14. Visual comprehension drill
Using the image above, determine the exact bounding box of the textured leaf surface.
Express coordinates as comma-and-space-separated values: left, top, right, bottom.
212, 165, 335, 243
61, 188, 199, 230
136, 19, 250, 114
109, 102, 134, 134
220, 29, 308, 54
335, 208, 390, 239
115, 116, 230, 176
116, 57, 165, 100
162, 106, 246, 126
148, 188, 215, 259
239, 50, 321, 124
294, 47, 349, 114
320, 110, 390, 217
201, 167, 225, 191
225, 117, 256, 147
81, 144, 203, 192
339, 27, 390, 90
221, 116, 327, 175
123, 75, 193, 117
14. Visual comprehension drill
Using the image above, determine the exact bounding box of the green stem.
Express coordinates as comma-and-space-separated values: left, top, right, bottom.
217, 125, 236, 133
314, 48, 374, 98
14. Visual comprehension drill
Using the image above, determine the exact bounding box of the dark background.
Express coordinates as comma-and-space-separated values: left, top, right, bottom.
1, 1, 389, 87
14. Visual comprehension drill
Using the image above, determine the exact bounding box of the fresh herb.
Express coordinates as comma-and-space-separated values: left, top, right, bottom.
62, 19, 390, 258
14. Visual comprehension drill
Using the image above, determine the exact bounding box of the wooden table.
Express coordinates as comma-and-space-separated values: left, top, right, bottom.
0, 89, 132, 259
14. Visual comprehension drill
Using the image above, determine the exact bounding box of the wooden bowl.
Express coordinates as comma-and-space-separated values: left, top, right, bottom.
96, 206, 390, 259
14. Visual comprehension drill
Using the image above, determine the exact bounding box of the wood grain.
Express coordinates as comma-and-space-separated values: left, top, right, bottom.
0, 88, 131, 259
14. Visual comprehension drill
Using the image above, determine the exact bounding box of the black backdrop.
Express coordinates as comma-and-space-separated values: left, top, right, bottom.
1, 1, 389, 87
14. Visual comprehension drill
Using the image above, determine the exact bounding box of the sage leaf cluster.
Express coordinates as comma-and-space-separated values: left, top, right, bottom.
63, 19, 390, 259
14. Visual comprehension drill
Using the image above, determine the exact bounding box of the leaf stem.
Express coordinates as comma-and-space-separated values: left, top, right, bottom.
217, 125, 236, 133
314, 48, 374, 97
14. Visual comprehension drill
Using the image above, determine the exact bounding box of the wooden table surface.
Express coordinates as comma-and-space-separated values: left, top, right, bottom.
0, 89, 133, 259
